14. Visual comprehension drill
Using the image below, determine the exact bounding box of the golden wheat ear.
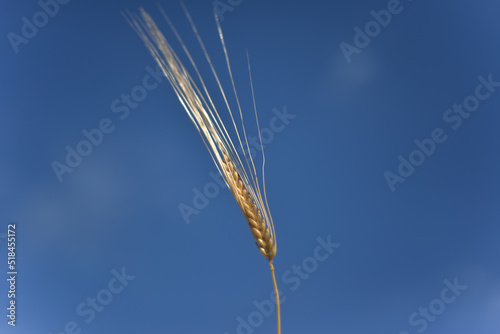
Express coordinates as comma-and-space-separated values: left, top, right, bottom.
123, 4, 280, 333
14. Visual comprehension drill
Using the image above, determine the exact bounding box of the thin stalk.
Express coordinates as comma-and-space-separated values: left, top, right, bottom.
269, 261, 281, 334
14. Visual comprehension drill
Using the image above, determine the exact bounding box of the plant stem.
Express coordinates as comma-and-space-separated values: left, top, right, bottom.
269, 261, 281, 334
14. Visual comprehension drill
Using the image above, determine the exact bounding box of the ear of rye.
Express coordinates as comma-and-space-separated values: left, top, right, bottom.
123, 7, 276, 261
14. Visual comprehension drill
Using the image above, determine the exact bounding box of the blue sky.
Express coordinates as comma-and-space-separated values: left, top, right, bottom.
1, 0, 500, 333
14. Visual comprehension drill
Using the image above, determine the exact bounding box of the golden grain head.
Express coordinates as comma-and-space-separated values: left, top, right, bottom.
123, 5, 277, 262
222, 153, 276, 260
